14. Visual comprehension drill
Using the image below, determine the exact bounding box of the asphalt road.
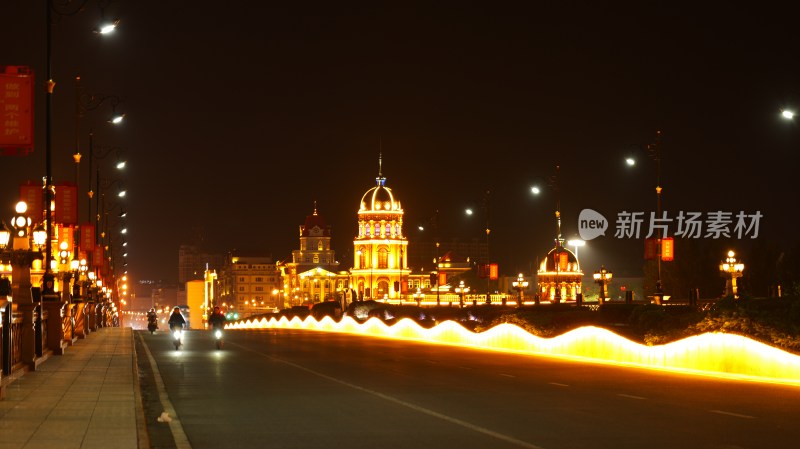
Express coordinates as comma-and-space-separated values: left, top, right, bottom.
136, 328, 800, 449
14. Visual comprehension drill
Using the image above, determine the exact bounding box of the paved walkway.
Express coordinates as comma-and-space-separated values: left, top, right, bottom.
0, 327, 147, 449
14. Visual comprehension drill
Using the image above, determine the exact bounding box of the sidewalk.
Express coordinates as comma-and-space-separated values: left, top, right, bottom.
0, 327, 147, 449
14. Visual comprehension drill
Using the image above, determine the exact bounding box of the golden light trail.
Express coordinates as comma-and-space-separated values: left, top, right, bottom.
229, 316, 800, 386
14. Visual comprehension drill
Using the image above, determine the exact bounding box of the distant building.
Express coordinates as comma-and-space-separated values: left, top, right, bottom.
217, 255, 281, 317
283, 205, 348, 306
536, 209, 583, 303
349, 159, 411, 300
178, 245, 226, 285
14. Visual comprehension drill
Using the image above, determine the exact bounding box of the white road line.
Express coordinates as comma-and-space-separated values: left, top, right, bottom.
500, 373, 516, 378
458, 365, 472, 370
709, 410, 756, 419
239, 344, 546, 449
549, 382, 569, 387
137, 333, 193, 449
617, 394, 646, 400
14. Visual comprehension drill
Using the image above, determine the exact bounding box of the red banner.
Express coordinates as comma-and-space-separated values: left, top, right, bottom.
644, 238, 657, 260
438, 272, 447, 287
661, 237, 675, 261
55, 183, 78, 224
0, 66, 34, 156
57, 225, 74, 250
80, 224, 95, 251
19, 181, 42, 221
94, 245, 104, 267
489, 263, 499, 280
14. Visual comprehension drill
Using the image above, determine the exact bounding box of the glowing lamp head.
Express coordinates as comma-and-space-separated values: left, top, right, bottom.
782, 109, 795, 120
32, 224, 47, 247
0, 221, 10, 248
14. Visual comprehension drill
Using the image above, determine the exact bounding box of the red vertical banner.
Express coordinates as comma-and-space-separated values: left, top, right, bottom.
94, 245, 104, 267
0, 66, 34, 156
57, 225, 74, 250
80, 224, 95, 251
661, 237, 675, 261
55, 183, 78, 224
489, 263, 499, 280
644, 238, 657, 260
559, 252, 569, 270
19, 181, 42, 221
438, 272, 447, 287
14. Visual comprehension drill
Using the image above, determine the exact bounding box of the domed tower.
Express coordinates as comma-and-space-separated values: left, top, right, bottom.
536, 170, 583, 303
537, 235, 582, 303
351, 155, 409, 300
285, 204, 341, 305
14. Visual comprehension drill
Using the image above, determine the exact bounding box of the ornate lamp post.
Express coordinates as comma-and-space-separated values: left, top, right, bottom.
412, 287, 425, 307
454, 280, 469, 308
512, 273, 528, 307
593, 266, 612, 305
719, 250, 744, 299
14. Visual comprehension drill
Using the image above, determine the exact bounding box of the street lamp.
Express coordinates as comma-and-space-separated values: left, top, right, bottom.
625, 131, 665, 301
511, 273, 528, 307
567, 239, 584, 267
44, 2, 120, 300
593, 266, 612, 305
781, 109, 795, 120
719, 250, 745, 299
412, 287, 425, 306
454, 280, 469, 308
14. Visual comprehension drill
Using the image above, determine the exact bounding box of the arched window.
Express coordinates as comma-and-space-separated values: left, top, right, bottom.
385, 223, 391, 236
358, 248, 367, 268
317, 240, 324, 251
378, 247, 389, 269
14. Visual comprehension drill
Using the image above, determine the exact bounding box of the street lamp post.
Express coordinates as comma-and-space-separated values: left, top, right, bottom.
567, 239, 585, 267
626, 131, 665, 302
44, 1, 120, 298
593, 266, 612, 305
413, 287, 424, 307
454, 280, 469, 308
511, 273, 528, 307
719, 250, 745, 299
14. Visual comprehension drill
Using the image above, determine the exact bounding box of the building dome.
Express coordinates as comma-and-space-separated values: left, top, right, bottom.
539, 240, 580, 273
300, 206, 330, 237
359, 177, 402, 213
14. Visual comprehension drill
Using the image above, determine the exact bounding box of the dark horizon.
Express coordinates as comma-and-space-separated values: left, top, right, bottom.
2, 2, 799, 286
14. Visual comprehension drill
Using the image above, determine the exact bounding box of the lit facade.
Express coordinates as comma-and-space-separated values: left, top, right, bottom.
217, 255, 281, 317
283, 206, 348, 305
350, 164, 410, 300
537, 238, 582, 303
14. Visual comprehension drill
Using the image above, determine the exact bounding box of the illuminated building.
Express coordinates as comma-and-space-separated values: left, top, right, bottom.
350, 157, 410, 300
536, 209, 583, 303
283, 205, 347, 305
217, 255, 281, 317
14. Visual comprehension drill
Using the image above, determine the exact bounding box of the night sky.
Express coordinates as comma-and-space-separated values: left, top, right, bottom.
2, 2, 799, 286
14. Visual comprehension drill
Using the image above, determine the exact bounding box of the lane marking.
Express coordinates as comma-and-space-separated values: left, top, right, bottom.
549, 382, 569, 387
137, 332, 193, 449
617, 394, 646, 400
500, 373, 516, 378
237, 343, 546, 449
458, 366, 473, 370
709, 410, 756, 419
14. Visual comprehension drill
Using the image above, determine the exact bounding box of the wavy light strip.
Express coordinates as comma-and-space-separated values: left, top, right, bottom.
229, 316, 800, 386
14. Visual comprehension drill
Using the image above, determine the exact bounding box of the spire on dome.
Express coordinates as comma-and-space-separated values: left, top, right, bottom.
313, 201, 318, 216
376, 150, 386, 187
